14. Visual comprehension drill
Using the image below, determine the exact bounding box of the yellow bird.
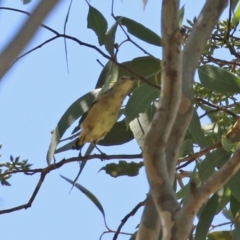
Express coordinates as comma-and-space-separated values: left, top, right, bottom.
73, 76, 135, 149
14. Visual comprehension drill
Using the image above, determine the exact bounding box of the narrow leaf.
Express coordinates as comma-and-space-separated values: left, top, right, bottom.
116, 17, 161, 46
46, 89, 100, 164
199, 148, 230, 181
188, 108, 208, 148
198, 65, 240, 94
178, 5, 185, 27
195, 194, 219, 240
60, 175, 106, 218
118, 56, 161, 83
95, 61, 118, 89
129, 105, 156, 148
230, 193, 240, 218
63, 0, 73, 73
125, 84, 159, 124
226, 170, 240, 201
104, 18, 122, 57
233, 222, 240, 240
87, 5, 108, 45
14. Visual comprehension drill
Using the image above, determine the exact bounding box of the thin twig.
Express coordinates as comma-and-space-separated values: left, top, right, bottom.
0, 153, 142, 215
110, 0, 158, 59
196, 98, 239, 118
177, 142, 222, 170
0, 7, 160, 89
0, 1, 59, 80
0, 153, 142, 178
0, 7, 59, 35
113, 198, 146, 240
0, 170, 48, 214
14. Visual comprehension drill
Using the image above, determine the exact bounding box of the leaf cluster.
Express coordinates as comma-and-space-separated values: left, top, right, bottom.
0, 149, 32, 186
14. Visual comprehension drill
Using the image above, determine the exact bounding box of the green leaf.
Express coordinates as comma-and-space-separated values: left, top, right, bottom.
97, 63, 118, 96
55, 140, 76, 154
95, 61, 118, 89
198, 65, 240, 94
178, 5, 185, 27
222, 135, 234, 152
233, 2, 240, 23
104, 18, 121, 57
74, 144, 96, 181
226, 170, 240, 201
215, 186, 231, 214
188, 108, 208, 148
176, 183, 190, 199
232, 0, 240, 11
118, 56, 161, 84
87, 5, 107, 45
179, 139, 193, 157
125, 84, 159, 124
129, 104, 156, 148
230, 193, 240, 218
99, 160, 143, 177
116, 17, 161, 46
233, 222, 240, 240
60, 175, 106, 218
208, 231, 232, 240
195, 194, 219, 240
46, 89, 100, 164
199, 148, 230, 181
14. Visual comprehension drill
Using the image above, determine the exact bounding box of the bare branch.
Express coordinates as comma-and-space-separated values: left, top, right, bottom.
0, 1, 59, 80
177, 142, 222, 167
0, 171, 48, 214
0, 6, 160, 89
183, 146, 240, 220
170, 1, 229, 239
196, 98, 239, 119
113, 198, 146, 240
0, 152, 142, 215
0, 7, 59, 35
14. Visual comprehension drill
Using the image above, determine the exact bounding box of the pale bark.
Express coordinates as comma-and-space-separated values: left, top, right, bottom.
137, 1, 228, 239
0, 0, 59, 80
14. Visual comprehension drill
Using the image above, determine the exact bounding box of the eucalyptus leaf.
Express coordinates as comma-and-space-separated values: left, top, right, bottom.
125, 84, 159, 124
198, 65, 240, 94
46, 89, 100, 164
60, 175, 106, 219
87, 5, 107, 45
195, 194, 219, 240
116, 17, 161, 46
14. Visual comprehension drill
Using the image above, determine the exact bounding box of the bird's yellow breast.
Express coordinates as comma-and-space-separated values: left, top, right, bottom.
76, 76, 134, 146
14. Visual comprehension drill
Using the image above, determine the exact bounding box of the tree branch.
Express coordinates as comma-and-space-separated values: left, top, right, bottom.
0, 1, 59, 80
113, 198, 146, 240
177, 142, 222, 168
171, 1, 228, 239
0, 6, 160, 90
0, 152, 142, 215
183, 146, 240, 222
142, 0, 183, 239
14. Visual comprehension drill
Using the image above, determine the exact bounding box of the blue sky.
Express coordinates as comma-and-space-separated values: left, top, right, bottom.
0, 1, 231, 239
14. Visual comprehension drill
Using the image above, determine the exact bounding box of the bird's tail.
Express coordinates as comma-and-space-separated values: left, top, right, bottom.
72, 138, 84, 150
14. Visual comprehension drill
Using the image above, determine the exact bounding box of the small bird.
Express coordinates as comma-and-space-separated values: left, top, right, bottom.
73, 76, 135, 149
